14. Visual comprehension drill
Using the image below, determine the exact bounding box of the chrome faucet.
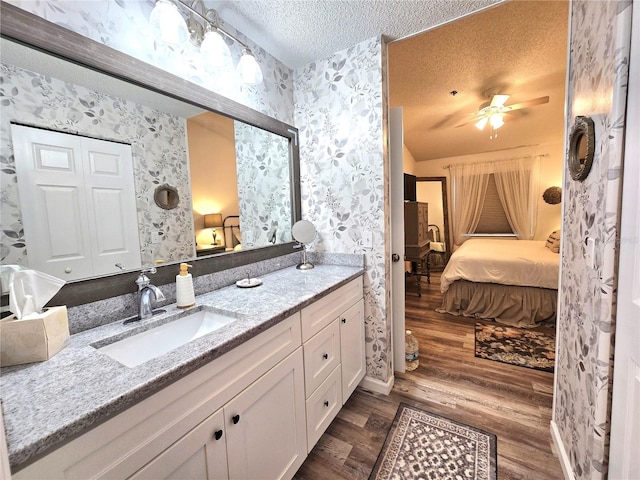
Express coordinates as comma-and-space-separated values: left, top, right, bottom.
135, 267, 166, 321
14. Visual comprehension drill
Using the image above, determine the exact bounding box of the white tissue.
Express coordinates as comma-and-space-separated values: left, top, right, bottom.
7, 269, 65, 319
0, 265, 27, 294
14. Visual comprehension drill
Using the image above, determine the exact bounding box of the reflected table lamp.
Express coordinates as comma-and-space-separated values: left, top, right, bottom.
204, 213, 224, 245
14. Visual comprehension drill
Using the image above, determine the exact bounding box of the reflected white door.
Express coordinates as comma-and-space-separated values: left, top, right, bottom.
390, 107, 406, 373
609, 8, 640, 478
11, 125, 141, 281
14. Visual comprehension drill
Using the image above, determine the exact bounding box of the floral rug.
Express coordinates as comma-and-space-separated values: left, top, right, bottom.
474, 323, 555, 372
369, 403, 497, 480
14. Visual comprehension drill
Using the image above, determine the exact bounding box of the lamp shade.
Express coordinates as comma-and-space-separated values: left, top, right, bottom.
204, 213, 223, 228
149, 0, 188, 46
237, 49, 263, 85
200, 30, 232, 69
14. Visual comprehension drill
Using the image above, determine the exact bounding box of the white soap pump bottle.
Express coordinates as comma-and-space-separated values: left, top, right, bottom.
176, 263, 195, 309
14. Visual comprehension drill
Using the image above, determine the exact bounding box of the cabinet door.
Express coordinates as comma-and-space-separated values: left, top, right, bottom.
225, 349, 306, 480
129, 408, 228, 480
340, 299, 365, 404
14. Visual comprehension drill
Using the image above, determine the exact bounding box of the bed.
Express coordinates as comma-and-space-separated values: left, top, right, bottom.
436, 238, 559, 327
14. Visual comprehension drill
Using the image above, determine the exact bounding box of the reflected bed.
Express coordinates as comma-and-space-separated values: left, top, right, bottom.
436, 238, 559, 327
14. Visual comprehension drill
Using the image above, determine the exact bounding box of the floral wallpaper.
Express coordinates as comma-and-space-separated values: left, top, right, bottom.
553, 1, 633, 478
0, 62, 194, 270
294, 37, 391, 382
234, 121, 292, 247
3, 0, 295, 125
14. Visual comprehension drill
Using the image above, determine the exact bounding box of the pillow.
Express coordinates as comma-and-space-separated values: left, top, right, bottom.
545, 230, 561, 253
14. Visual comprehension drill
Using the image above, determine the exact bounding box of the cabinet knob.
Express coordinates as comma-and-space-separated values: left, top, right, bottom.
341, 318, 346, 324
64, 267, 72, 274
324, 400, 329, 407
214, 429, 223, 440
323, 353, 329, 360
232, 414, 240, 425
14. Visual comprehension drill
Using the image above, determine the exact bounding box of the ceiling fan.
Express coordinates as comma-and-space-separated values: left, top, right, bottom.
457, 93, 550, 139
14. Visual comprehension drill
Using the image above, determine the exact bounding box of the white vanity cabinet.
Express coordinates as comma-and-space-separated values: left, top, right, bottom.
129, 349, 306, 480
13, 314, 305, 480
12, 276, 365, 480
301, 277, 365, 451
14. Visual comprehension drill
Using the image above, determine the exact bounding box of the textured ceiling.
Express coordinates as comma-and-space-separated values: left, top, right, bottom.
388, 0, 569, 161
208, 0, 502, 68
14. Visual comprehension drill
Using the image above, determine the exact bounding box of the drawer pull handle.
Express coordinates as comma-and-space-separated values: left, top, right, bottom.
232, 414, 240, 424
341, 318, 346, 324
323, 353, 329, 360
214, 430, 223, 440
324, 400, 329, 407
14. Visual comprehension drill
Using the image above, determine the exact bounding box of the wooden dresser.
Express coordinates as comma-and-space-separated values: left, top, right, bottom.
404, 202, 430, 294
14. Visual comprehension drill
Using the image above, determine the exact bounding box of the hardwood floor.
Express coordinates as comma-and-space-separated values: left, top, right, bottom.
294, 273, 563, 480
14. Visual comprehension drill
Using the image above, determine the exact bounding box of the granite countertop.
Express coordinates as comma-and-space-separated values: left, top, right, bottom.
0, 264, 364, 469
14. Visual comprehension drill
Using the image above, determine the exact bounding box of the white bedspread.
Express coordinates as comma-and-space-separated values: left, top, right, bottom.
440, 238, 559, 292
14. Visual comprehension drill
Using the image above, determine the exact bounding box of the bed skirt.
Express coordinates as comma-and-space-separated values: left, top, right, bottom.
436, 281, 557, 328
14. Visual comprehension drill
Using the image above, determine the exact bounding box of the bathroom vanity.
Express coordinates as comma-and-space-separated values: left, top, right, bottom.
2, 265, 365, 479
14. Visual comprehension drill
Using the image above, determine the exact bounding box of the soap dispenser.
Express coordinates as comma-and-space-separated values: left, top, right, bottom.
176, 263, 195, 309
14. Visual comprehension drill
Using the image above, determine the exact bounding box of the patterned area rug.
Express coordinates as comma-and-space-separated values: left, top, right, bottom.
369, 403, 497, 480
475, 323, 555, 372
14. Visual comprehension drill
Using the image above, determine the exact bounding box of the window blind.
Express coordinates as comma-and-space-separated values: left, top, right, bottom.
474, 174, 513, 234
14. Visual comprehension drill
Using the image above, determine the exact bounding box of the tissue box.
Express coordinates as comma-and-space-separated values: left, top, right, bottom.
0, 306, 70, 367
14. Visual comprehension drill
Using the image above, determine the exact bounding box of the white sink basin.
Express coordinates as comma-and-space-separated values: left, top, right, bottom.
97, 309, 237, 368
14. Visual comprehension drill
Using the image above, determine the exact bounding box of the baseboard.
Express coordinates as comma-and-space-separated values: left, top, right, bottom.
359, 374, 394, 395
550, 420, 576, 480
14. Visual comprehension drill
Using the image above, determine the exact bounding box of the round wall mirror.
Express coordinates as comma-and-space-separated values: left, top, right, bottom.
154, 184, 180, 210
568, 116, 595, 181
292, 220, 316, 270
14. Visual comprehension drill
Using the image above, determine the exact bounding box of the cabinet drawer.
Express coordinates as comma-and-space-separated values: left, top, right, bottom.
305, 365, 342, 453
301, 277, 363, 342
303, 320, 340, 397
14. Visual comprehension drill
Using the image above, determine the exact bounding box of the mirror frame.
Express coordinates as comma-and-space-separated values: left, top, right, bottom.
0, 3, 302, 307
568, 115, 595, 182
154, 185, 180, 210
416, 176, 451, 264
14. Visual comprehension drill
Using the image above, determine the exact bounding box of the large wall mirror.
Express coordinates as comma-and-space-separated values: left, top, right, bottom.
0, 4, 301, 305
415, 177, 450, 269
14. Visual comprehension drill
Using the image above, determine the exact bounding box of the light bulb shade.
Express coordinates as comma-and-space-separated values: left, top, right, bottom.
475, 117, 488, 130
204, 213, 223, 228
200, 30, 232, 69
149, 0, 188, 46
237, 50, 263, 85
489, 113, 504, 129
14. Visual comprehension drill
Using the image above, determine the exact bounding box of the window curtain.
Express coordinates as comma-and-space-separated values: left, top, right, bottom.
493, 157, 540, 239
450, 162, 490, 247
450, 156, 540, 246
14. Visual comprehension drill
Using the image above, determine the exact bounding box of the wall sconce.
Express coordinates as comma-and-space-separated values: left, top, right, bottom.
149, 0, 264, 84
542, 186, 562, 205
204, 213, 224, 245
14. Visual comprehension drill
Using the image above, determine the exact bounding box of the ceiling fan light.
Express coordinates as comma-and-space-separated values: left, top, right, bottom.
489, 113, 504, 129
237, 49, 263, 85
149, 0, 188, 46
200, 30, 232, 69
475, 117, 488, 130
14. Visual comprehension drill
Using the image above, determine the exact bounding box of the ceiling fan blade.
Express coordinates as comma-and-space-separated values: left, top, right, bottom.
455, 117, 483, 128
505, 96, 550, 112
490, 94, 510, 107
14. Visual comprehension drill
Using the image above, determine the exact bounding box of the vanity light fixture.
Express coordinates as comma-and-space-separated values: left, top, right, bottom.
149, 0, 263, 84
149, 0, 189, 45
204, 213, 224, 245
